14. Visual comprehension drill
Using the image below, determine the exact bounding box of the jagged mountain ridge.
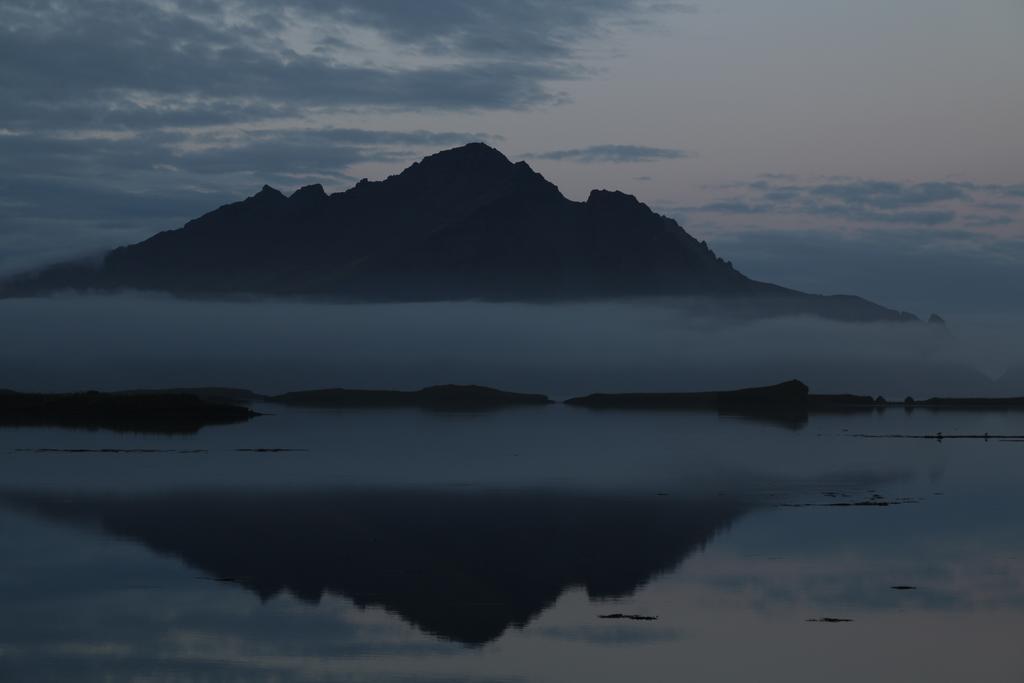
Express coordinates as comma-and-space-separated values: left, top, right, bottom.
2, 143, 917, 321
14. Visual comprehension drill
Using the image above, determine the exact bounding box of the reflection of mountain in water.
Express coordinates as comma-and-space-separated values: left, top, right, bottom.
1, 488, 747, 645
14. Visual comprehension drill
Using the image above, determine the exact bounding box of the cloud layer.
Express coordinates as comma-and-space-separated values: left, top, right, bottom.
680, 178, 1022, 229
527, 144, 690, 163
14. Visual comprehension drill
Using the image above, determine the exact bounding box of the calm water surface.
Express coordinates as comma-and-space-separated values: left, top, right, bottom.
1, 404, 1023, 682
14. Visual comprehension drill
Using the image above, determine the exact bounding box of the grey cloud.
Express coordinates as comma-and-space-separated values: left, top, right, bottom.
1, 29, 568, 128
269, 128, 495, 147
164, 139, 376, 180
692, 201, 773, 215
285, 0, 685, 58
809, 181, 968, 209
963, 214, 1015, 228
0, 175, 229, 224
760, 189, 799, 202
757, 172, 799, 181
0, 0, 678, 133
0, 127, 489, 182
528, 144, 690, 163
976, 202, 1022, 213
1, 98, 299, 133
684, 177, 1022, 228
169, 128, 495, 180
647, 3, 700, 13
806, 203, 956, 226
538, 624, 679, 644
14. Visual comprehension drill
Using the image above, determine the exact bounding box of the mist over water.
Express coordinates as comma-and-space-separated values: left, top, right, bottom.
1, 294, 1016, 397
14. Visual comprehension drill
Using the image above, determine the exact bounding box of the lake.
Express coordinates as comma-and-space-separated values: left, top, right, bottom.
1, 403, 1023, 681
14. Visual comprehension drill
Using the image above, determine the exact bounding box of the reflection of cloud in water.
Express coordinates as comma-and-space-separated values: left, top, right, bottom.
682, 505, 1024, 616
536, 624, 679, 645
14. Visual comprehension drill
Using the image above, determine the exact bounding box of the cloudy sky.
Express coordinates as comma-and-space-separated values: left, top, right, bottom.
1, 0, 1022, 315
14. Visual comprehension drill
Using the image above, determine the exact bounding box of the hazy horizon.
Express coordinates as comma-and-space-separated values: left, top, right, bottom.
1, 294, 1021, 397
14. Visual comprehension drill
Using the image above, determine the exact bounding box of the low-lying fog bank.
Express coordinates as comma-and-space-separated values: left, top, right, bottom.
1, 294, 1019, 398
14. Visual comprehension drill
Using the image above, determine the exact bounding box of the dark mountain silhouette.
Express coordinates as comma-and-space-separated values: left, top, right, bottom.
0, 488, 747, 645
2, 144, 916, 322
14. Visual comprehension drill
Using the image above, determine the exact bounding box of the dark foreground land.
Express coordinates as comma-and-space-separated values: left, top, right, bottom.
0, 390, 257, 434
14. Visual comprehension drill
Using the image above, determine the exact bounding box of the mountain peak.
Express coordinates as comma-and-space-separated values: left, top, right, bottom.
254, 185, 285, 201
409, 142, 513, 176
587, 189, 642, 206
586, 189, 651, 217
289, 183, 327, 204
291, 183, 325, 198
440, 141, 508, 160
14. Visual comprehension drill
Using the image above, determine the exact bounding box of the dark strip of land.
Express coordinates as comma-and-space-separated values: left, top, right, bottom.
4, 381, 1024, 436
0, 390, 257, 434
847, 433, 1024, 441
269, 384, 553, 409
562, 380, 1024, 413
911, 397, 1024, 409
562, 380, 872, 428
565, 379, 821, 410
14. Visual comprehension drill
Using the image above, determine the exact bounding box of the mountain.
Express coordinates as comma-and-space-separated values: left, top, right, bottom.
1, 143, 917, 322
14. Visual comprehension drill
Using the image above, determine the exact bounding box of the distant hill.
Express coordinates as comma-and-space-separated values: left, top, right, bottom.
271, 384, 551, 409
1, 143, 918, 322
